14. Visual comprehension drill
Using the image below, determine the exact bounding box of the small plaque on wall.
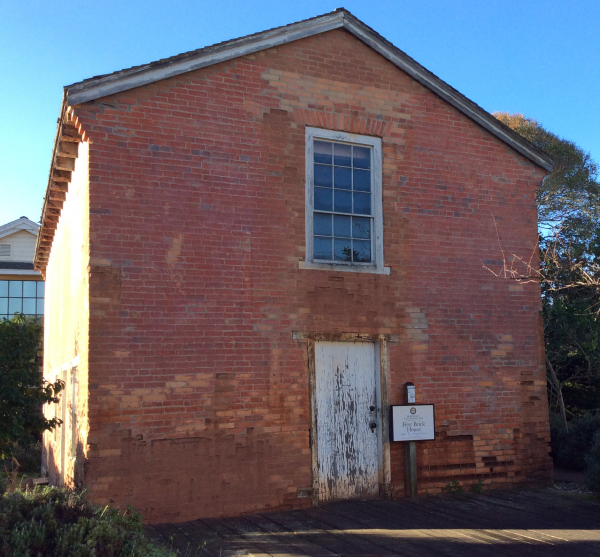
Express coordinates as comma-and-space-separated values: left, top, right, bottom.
390, 404, 435, 441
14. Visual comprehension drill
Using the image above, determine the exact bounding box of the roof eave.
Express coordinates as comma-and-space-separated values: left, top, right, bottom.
34, 96, 85, 276
64, 8, 553, 172
66, 11, 345, 105
0, 219, 39, 240
340, 13, 554, 172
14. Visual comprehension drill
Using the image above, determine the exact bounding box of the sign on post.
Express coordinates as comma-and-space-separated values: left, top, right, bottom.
390, 404, 435, 442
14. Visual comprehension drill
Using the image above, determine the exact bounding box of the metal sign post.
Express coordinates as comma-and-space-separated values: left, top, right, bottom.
404, 382, 417, 498
389, 383, 436, 499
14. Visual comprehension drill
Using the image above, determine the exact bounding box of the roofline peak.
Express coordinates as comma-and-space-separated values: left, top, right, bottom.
64, 10, 552, 172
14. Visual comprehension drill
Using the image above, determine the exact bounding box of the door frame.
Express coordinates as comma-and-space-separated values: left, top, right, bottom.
59, 366, 68, 487
295, 332, 392, 506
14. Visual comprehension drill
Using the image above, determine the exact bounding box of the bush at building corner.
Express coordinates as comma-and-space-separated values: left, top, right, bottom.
0, 486, 170, 557
9, 441, 42, 474
0, 314, 63, 459
585, 430, 600, 492
550, 412, 600, 471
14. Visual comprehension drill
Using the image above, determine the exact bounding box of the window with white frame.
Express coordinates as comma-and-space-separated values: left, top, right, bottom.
302, 128, 388, 274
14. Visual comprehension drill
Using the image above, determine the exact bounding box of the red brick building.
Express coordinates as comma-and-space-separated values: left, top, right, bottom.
36, 10, 554, 523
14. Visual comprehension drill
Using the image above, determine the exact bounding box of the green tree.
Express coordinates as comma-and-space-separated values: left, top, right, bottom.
493, 113, 600, 432
494, 113, 600, 234
542, 234, 600, 428
0, 314, 63, 458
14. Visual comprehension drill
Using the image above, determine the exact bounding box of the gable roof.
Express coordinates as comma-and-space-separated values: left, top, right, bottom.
0, 217, 39, 241
36, 8, 554, 275
66, 8, 553, 172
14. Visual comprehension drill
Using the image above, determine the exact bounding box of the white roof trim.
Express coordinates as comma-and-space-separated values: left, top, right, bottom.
65, 9, 553, 172
0, 269, 41, 276
0, 217, 39, 241
67, 12, 344, 105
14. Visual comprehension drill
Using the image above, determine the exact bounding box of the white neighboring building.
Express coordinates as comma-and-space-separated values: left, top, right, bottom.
0, 217, 44, 320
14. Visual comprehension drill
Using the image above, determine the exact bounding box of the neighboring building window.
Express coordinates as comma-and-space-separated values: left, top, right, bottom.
0, 280, 44, 320
302, 128, 388, 274
0, 244, 11, 258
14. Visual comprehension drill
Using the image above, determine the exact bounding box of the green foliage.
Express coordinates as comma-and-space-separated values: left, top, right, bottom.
543, 279, 600, 417
494, 112, 600, 234
11, 442, 42, 474
0, 486, 171, 556
494, 113, 600, 426
443, 480, 464, 494
584, 430, 600, 491
470, 479, 484, 493
550, 413, 600, 470
0, 314, 63, 458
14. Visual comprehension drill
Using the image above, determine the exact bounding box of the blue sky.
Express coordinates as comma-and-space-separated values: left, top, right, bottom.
1, 0, 598, 225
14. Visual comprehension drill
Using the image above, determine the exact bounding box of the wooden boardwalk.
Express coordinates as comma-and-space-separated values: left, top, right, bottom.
146, 489, 600, 556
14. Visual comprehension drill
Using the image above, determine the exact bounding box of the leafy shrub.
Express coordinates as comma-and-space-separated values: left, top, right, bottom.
470, 479, 484, 493
550, 412, 600, 471
585, 430, 600, 491
0, 314, 63, 458
442, 480, 464, 494
10, 441, 42, 473
0, 486, 169, 556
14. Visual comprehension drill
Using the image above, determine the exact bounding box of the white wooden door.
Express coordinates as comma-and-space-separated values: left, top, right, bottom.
315, 341, 379, 502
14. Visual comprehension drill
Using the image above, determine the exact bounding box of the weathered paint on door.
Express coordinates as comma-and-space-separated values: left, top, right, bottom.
315, 341, 379, 502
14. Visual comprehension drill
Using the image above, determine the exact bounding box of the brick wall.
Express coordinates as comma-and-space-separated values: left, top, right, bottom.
65, 28, 551, 522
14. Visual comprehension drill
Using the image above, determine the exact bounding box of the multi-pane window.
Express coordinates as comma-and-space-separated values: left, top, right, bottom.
313, 140, 373, 263
303, 128, 387, 274
0, 280, 45, 320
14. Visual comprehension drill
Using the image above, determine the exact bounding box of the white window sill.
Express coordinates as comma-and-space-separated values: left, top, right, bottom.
0, 269, 42, 275
299, 261, 391, 275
